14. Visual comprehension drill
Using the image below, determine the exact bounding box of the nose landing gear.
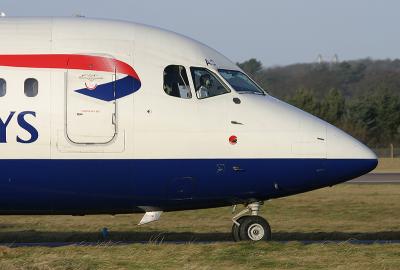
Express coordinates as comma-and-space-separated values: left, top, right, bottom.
231, 202, 271, 242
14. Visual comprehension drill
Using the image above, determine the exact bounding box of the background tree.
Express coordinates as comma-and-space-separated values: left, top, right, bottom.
320, 88, 345, 124
289, 88, 320, 117
237, 58, 262, 78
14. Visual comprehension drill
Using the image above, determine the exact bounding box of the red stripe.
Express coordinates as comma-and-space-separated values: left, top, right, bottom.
0, 54, 140, 80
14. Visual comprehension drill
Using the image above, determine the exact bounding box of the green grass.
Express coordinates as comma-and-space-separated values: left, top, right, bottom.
0, 242, 399, 270
0, 184, 399, 269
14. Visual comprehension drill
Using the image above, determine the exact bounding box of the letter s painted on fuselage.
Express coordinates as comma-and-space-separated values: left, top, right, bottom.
0, 111, 38, 144
17, 111, 38, 144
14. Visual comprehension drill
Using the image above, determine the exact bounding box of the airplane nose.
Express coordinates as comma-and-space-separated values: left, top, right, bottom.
326, 124, 378, 182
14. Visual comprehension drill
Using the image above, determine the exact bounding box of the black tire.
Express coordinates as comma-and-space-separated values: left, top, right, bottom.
238, 216, 271, 241
231, 216, 245, 242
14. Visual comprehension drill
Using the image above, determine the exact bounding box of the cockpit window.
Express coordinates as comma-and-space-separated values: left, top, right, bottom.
190, 67, 230, 99
218, 69, 265, 95
164, 65, 192, 99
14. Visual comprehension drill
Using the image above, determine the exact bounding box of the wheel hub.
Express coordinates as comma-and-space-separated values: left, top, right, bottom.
248, 223, 265, 241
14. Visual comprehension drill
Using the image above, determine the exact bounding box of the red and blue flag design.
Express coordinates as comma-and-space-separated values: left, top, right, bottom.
0, 54, 141, 101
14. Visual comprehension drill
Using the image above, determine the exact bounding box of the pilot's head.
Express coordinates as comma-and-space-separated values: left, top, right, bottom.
200, 74, 213, 89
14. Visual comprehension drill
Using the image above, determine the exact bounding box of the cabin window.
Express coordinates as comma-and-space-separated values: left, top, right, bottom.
24, 78, 38, 97
0, 79, 6, 97
163, 65, 192, 99
190, 67, 230, 99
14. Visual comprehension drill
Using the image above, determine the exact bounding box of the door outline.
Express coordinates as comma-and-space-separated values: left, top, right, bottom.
64, 55, 118, 145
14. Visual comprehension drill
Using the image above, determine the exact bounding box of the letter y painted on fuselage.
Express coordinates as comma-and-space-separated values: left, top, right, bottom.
0, 111, 16, 143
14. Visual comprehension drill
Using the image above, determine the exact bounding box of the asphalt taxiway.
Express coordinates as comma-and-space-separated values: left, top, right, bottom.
349, 173, 400, 183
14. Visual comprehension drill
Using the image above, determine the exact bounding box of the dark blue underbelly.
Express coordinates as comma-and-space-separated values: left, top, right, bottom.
0, 158, 377, 214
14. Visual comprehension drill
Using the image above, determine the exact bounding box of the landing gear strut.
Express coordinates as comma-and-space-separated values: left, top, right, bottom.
231, 202, 271, 242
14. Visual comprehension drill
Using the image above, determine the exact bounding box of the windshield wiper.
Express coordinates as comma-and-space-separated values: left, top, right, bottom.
236, 90, 265, 95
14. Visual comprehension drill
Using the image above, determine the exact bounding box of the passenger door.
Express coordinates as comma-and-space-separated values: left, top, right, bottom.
65, 55, 117, 144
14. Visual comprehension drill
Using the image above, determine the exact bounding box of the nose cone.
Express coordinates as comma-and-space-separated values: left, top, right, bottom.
326, 124, 378, 182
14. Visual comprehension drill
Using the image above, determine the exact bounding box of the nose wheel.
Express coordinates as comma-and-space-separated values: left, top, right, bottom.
231, 202, 271, 242
232, 215, 271, 241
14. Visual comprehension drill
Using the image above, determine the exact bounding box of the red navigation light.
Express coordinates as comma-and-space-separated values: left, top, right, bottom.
229, 135, 237, 145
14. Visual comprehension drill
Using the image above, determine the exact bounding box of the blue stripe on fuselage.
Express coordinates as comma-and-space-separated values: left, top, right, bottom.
0, 158, 377, 214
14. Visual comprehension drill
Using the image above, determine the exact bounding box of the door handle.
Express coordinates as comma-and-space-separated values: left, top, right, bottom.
112, 113, 116, 125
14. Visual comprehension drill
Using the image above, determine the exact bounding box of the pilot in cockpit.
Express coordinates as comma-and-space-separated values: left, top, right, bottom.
197, 74, 212, 98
